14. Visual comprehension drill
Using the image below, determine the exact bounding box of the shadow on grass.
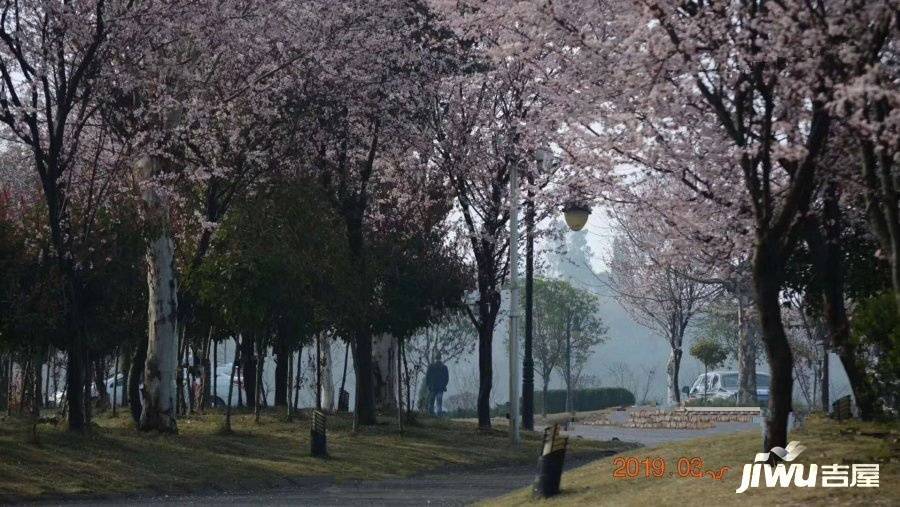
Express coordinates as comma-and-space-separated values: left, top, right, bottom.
1, 408, 626, 502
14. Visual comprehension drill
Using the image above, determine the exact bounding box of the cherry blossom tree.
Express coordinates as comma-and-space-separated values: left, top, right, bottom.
426, 70, 547, 427
273, 0, 461, 425
99, 0, 302, 431
607, 211, 718, 404
453, 0, 896, 449
0, 0, 164, 431
423, 1, 577, 426
828, 7, 899, 313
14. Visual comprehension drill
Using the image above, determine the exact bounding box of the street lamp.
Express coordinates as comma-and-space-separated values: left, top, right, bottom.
536, 146, 591, 232
562, 203, 591, 232
560, 200, 590, 425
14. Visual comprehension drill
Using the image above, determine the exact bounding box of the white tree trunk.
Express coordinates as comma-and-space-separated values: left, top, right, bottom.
138, 157, 178, 433
372, 333, 397, 411
321, 335, 335, 411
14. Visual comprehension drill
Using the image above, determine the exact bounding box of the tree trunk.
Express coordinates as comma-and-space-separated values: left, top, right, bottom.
754, 243, 793, 451
476, 320, 494, 429
354, 330, 377, 426
401, 341, 411, 417
199, 329, 212, 411
339, 341, 350, 412
344, 203, 377, 426
52, 353, 61, 408
860, 140, 900, 315
703, 364, 709, 400
237, 363, 243, 408
0, 356, 7, 413
20, 357, 32, 415
372, 334, 396, 412
293, 345, 302, 412
65, 348, 85, 430
736, 289, 758, 404
240, 335, 256, 408
322, 335, 335, 411
224, 337, 240, 432
119, 345, 131, 407
821, 344, 829, 413
274, 339, 288, 407
44, 349, 52, 408
112, 350, 119, 417
176, 331, 187, 416
286, 348, 294, 421
83, 355, 93, 426
128, 335, 147, 423
254, 340, 263, 424
32, 349, 43, 418
316, 334, 322, 411
139, 182, 179, 433
804, 194, 879, 420
541, 379, 549, 417
93, 355, 109, 410
396, 336, 403, 432
666, 346, 683, 405
212, 339, 218, 404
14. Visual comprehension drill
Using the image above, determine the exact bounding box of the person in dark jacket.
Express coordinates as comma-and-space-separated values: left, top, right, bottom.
424, 354, 450, 416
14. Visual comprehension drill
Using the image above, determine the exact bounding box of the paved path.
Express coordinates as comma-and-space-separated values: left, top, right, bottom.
45, 453, 615, 506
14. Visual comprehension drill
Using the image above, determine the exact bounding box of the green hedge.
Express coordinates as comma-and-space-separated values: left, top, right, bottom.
443, 387, 635, 419
534, 387, 635, 414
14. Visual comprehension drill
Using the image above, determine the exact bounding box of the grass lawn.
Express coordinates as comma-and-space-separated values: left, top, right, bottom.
486, 415, 900, 506
0, 408, 627, 502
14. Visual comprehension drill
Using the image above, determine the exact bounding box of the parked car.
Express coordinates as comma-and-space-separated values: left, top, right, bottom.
52, 367, 245, 408
50, 373, 126, 407
683, 370, 770, 404
208, 367, 244, 407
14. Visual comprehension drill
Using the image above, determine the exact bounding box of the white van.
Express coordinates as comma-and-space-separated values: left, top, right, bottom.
684, 370, 770, 404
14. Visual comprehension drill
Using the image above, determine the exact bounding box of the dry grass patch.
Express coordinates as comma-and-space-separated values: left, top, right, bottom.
485, 415, 899, 506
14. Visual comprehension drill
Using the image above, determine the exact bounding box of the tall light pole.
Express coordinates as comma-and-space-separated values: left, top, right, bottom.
562, 199, 590, 424
522, 150, 544, 432
508, 160, 521, 445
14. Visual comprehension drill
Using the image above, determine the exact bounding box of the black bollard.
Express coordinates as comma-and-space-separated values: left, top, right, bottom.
337, 389, 350, 413
533, 424, 568, 498
311, 410, 328, 457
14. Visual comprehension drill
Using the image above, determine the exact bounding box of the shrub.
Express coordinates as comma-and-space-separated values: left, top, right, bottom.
852, 292, 900, 416
445, 388, 636, 418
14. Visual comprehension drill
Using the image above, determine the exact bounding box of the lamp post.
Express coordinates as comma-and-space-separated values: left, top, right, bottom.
508, 159, 521, 445
561, 199, 590, 424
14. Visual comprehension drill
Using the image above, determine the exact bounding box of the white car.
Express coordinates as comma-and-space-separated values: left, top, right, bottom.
51, 367, 246, 408
50, 373, 127, 407
684, 370, 770, 404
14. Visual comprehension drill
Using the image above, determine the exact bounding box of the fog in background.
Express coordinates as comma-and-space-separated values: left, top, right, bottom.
209, 212, 852, 412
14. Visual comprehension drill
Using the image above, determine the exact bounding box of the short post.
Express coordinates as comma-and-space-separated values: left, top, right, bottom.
533, 424, 568, 498
831, 395, 852, 421
337, 389, 350, 413
311, 410, 328, 457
